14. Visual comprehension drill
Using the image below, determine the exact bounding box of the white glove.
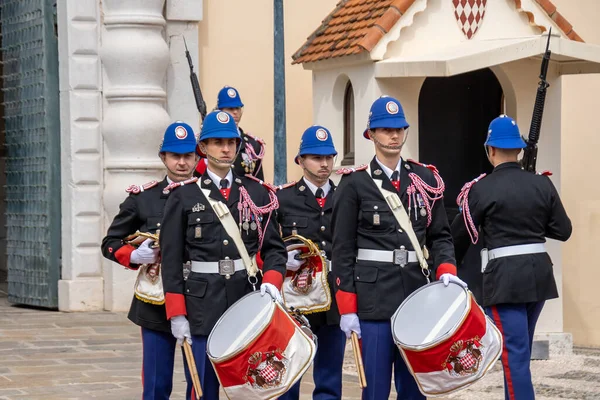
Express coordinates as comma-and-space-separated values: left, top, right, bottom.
340, 313, 361, 339
170, 315, 192, 346
260, 282, 283, 303
130, 238, 159, 265
441, 273, 468, 288
286, 250, 306, 272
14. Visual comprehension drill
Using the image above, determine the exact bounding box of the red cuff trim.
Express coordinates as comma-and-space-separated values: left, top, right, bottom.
436, 263, 457, 280
256, 252, 264, 270
262, 270, 284, 290
165, 293, 187, 320
335, 290, 358, 315
115, 244, 136, 269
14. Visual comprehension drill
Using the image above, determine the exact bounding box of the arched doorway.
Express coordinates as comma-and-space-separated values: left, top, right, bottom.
418, 68, 504, 301
418, 68, 503, 220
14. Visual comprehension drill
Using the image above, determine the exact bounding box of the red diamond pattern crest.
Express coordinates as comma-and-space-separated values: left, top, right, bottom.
459, 352, 477, 370
296, 270, 309, 289
259, 365, 278, 383
452, 0, 487, 39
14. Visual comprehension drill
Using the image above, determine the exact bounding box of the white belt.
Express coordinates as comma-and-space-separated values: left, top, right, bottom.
191, 259, 245, 275
488, 243, 546, 260
357, 248, 417, 266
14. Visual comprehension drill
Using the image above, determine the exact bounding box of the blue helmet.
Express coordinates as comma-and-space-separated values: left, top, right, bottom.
199, 111, 240, 142
485, 115, 526, 149
295, 125, 337, 164
364, 96, 409, 139
217, 86, 244, 109
159, 121, 197, 154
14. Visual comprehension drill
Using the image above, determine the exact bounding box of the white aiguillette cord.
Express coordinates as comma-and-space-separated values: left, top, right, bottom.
196, 181, 258, 279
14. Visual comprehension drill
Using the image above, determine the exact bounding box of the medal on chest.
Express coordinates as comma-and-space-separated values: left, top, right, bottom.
372, 204, 381, 226
417, 194, 427, 217
241, 152, 255, 174
373, 213, 381, 226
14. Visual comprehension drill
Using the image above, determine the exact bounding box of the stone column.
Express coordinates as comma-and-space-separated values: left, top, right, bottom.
100, 0, 171, 311
58, 0, 104, 311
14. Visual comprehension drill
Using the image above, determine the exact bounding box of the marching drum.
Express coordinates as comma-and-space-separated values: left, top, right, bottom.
207, 291, 317, 399
281, 234, 331, 314
391, 281, 502, 397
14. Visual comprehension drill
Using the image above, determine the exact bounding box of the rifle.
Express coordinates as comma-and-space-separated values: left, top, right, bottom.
521, 28, 552, 173
183, 36, 207, 121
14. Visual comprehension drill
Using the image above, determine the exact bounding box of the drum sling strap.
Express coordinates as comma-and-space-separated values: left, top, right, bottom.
196, 181, 259, 283
366, 166, 430, 282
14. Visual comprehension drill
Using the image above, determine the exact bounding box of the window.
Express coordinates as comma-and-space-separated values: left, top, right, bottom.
342, 81, 355, 165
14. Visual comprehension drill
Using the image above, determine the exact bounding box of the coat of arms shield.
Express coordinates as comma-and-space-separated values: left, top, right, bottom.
452, 0, 487, 39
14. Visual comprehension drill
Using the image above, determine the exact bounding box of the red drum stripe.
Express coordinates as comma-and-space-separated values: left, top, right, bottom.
212, 306, 296, 387
402, 295, 486, 373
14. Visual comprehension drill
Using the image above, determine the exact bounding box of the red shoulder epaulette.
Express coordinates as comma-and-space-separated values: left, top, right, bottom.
537, 170, 552, 176
335, 164, 368, 175
126, 180, 158, 194
407, 159, 439, 173
162, 177, 199, 194
244, 175, 280, 192
274, 181, 296, 191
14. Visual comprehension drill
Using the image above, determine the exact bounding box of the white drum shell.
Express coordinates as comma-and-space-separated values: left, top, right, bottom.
207, 291, 275, 361
392, 281, 468, 349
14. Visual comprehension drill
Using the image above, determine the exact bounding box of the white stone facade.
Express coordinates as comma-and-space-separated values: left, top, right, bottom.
58, 0, 203, 311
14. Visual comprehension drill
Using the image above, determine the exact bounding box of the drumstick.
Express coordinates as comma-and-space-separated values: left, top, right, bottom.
351, 332, 367, 389
183, 341, 203, 399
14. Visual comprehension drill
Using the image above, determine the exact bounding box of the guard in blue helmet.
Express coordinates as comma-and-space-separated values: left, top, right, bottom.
484, 114, 527, 149
451, 115, 572, 400
160, 110, 288, 400
362, 96, 410, 139
101, 121, 198, 400
194, 86, 266, 180
333, 96, 462, 400
277, 125, 345, 400
217, 85, 244, 109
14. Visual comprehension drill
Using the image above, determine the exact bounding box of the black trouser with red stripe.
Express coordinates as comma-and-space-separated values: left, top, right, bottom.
485, 302, 545, 400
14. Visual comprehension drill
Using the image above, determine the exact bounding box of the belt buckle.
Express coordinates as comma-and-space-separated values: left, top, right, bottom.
219, 259, 235, 278
393, 246, 408, 267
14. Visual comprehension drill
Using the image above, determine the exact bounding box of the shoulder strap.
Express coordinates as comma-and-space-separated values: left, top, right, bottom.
366, 165, 430, 282
126, 180, 159, 194
195, 181, 258, 278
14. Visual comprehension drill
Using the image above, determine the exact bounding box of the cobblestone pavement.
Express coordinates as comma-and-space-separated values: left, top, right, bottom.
0, 293, 599, 399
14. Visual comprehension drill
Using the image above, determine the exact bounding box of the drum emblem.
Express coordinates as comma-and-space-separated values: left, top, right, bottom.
246, 347, 288, 389
443, 337, 483, 376
291, 266, 314, 294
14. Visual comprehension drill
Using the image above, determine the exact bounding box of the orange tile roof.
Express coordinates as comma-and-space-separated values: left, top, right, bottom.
292, 0, 584, 65
515, 0, 584, 42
